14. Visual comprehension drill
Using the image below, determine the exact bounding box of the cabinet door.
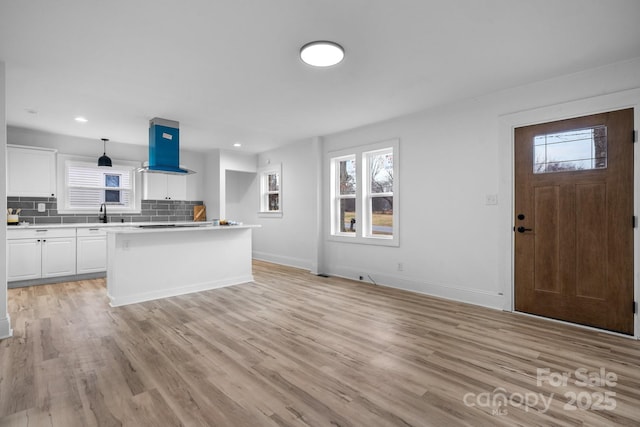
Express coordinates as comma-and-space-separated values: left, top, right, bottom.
77, 235, 107, 274
41, 237, 77, 278
143, 173, 187, 200
142, 173, 168, 200
7, 239, 42, 281
7, 146, 56, 197
166, 174, 187, 200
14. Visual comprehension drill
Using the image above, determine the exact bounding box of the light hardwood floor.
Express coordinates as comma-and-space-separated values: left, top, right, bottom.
1, 260, 640, 426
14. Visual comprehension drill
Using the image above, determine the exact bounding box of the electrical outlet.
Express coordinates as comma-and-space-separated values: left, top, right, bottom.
485, 194, 498, 205
37, 203, 46, 212
397, 262, 404, 271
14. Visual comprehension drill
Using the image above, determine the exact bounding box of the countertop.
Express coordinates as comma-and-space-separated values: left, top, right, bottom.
107, 224, 260, 234
8, 221, 215, 229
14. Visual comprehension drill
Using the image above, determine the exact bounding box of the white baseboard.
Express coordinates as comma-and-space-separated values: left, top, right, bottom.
326, 265, 505, 311
0, 315, 13, 340
251, 255, 504, 310
252, 251, 312, 271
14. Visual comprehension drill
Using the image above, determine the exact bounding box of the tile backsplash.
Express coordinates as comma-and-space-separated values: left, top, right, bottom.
7, 197, 204, 225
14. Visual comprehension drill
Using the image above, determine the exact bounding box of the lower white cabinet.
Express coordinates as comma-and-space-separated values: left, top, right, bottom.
7, 229, 77, 281
7, 238, 42, 281
76, 228, 107, 274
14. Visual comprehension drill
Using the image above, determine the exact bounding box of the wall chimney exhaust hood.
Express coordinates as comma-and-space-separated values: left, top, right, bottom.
138, 117, 195, 175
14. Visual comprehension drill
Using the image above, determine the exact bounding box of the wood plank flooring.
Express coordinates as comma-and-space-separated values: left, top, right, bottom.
1, 260, 640, 426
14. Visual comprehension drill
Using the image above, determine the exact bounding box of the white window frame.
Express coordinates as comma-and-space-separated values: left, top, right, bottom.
258, 163, 283, 217
57, 154, 142, 214
328, 139, 399, 247
330, 154, 357, 237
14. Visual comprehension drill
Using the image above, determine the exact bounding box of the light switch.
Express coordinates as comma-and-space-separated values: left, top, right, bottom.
37, 203, 46, 212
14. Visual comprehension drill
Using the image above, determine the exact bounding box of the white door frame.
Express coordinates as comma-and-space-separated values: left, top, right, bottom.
498, 88, 640, 338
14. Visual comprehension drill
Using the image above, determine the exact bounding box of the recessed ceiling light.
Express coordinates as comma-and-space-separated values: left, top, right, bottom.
233, 143, 242, 147
75, 116, 88, 123
300, 41, 344, 67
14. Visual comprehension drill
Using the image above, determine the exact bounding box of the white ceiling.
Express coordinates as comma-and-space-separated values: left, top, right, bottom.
1, 0, 640, 153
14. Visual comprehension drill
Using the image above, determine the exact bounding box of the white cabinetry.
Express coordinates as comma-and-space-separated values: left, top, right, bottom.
7, 238, 42, 281
7, 228, 76, 281
143, 173, 187, 200
76, 228, 107, 274
7, 145, 57, 197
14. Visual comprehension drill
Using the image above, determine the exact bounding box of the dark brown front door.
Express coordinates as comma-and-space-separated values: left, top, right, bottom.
514, 108, 634, 335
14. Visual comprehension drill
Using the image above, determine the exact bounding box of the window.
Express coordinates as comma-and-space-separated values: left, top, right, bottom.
259, 164, 282, 216
57, 155, 140, 214
335, 155, 356, 234
105, 174, 121, 203
329, 139, 399, 246
365, 148, 394, 237
534, 125, 607, 173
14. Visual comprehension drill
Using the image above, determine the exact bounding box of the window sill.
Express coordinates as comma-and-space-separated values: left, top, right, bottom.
328, 234, 399, 247
258, 211, 283, 218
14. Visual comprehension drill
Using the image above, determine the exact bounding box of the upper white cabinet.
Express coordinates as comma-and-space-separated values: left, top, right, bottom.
142, 173, 187, 200
7, 145, 57, 197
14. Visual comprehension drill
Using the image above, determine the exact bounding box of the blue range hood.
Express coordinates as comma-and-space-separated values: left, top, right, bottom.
140, 117, 194, 174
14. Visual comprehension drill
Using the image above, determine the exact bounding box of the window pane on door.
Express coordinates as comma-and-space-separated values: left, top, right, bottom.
534, 126, 607, 173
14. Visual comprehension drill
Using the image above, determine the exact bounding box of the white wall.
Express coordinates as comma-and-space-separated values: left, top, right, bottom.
203, 149, 221, 219
251, 139, 320, 270
203, 149, 257, 220
6, 126, 205, 201
225, 170, 257, 222
0, 61, 12, 339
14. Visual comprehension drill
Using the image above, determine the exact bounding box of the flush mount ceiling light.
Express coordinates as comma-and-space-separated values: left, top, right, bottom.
300, 41, 344, 67
75, 116, 88, 123
98, 138, 112, 167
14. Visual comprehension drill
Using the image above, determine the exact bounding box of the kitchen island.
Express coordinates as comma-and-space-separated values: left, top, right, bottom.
106, 223, 259, 307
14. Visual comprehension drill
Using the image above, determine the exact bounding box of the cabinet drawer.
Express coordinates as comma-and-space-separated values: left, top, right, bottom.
7, 228, 76, 239
76, 227, 107, 237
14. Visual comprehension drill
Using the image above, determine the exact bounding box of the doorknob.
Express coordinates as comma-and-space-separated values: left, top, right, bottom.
516, 226, 532, 233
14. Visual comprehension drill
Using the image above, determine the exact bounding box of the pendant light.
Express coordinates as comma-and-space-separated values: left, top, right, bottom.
98, 138, 112, 167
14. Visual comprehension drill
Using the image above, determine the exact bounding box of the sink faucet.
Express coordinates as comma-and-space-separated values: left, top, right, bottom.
99, 203, 108, 223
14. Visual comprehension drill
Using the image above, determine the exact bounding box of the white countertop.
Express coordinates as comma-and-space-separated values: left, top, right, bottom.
107, 224, 260, 234
8, 221, 215, 229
